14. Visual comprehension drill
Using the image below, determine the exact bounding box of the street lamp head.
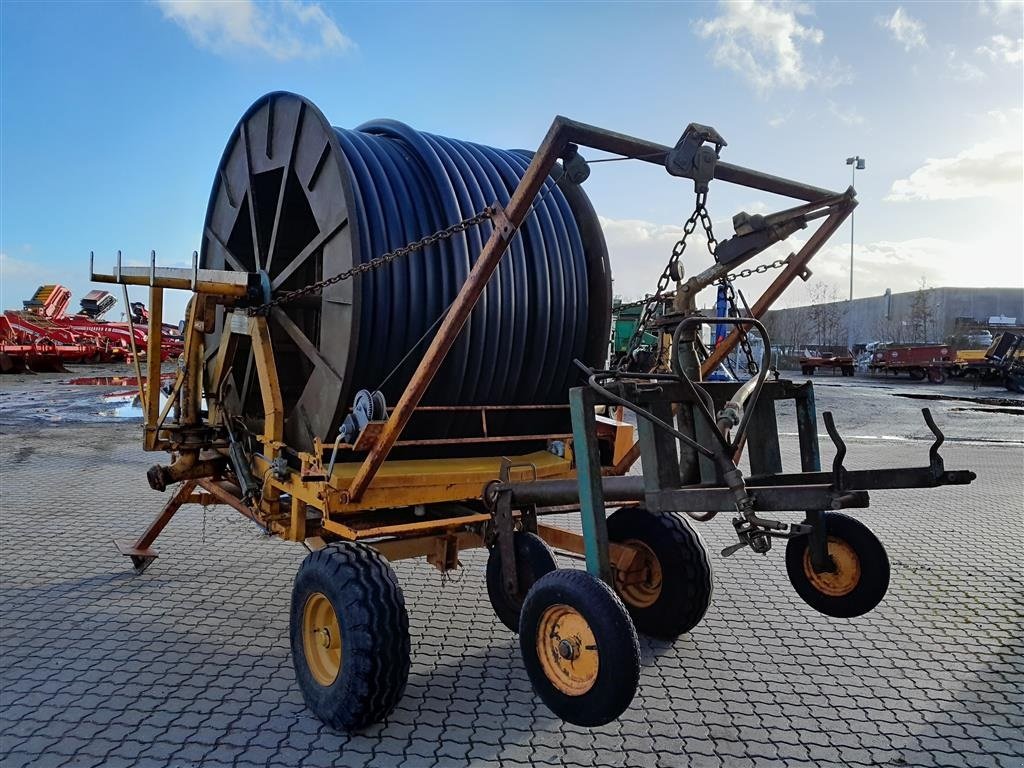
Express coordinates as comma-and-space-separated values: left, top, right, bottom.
846, 157, 856, 165
856, 158, 866, 170
846, 156, 866, 169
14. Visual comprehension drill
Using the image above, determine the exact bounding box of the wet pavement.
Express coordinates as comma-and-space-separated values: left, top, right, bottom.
0, 364, 176, 425
0, 365, 1021, 768
3, 363, 1019, 444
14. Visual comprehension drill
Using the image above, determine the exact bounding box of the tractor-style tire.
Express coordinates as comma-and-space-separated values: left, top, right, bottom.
908, 367, 927, 381
927, 367, 947, 384
519, 569, 640, 727
785, 513, 890, 618
290, 542, 410, 731
486, 531, 557, 632
606, 508, 714, 639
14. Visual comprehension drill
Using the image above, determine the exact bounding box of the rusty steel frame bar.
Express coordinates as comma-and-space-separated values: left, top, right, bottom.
344, 117, 846, 503
702, 203, 855, 374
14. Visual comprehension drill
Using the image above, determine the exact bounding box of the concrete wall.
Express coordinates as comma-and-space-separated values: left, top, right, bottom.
763, 287, 1024, 347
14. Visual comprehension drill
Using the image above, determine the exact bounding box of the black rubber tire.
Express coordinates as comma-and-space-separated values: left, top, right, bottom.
785, 513, 890, 619
606, 508, 713, 639
908, 367, 927, 381
801, 366, 815, 376
486, 531, 557, 632
842, 365, 855, 377
519, 569, 640, 727
290, 542, 410, 730
927, 367, 947, 384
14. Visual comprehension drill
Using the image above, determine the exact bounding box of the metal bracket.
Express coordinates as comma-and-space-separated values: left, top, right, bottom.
822, 411, 849, 493
495, 458, 518, 598
714, 216, 808, 265
665, 123, 727, 193
490, 203, 516, 243
561, 143, 591, 184
922, 408, 946, 477
806, 509, 833, 574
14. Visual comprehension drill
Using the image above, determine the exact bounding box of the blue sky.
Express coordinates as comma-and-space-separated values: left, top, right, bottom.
2, 0, 1022, 322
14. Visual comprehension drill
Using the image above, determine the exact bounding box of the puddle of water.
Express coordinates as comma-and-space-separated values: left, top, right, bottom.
95, 391, 171, 419
894, 392, 1024, 408
778, 431, 1024, 447
66, 373, 176, 386
951, 406, 1024, 416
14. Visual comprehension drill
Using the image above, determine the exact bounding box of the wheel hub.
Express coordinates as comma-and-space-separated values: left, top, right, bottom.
558, 638, 580, 661
615, 539, 663, 609
302, 592, 342, 686
803, 536, 861, 597
536, 604, 599, 696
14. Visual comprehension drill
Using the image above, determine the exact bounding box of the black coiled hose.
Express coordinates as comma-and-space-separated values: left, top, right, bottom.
337, 120, 593, 408
201, 93, 610, 450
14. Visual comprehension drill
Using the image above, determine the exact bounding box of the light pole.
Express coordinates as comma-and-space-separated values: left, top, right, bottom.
845, 155, 865, 351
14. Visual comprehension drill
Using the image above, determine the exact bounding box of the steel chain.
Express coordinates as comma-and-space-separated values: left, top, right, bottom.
719, 256, 789, 375
620, 192, 717, 367
247, 208, 495, 315
720, 279, 759, 375
726, 257, 788, 282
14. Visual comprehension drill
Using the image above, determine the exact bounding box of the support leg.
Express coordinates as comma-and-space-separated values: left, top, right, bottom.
114, 480, 197, 573
570, 387, 612, 585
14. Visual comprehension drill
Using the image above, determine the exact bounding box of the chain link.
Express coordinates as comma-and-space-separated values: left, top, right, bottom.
719, 256, 790, 374
719, 279, 759, 375
725, 257, 788, 282
247, 208, 495, 316
619, 192, 721, 369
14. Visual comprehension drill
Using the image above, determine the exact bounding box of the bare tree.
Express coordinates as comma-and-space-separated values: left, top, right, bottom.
805, 283, 847, 349
764, 305, 813, 355
909, 277, 937, 342
872, 311, 908, 344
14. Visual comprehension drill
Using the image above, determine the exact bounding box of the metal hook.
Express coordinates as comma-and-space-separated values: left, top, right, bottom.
822, 411, 848, 492
922, 408, 945, 475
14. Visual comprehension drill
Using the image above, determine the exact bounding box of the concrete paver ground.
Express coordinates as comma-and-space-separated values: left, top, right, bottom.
1, 370, 1021, 767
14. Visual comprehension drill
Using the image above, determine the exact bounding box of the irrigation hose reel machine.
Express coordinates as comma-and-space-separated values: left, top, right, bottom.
91, 91, 975, 731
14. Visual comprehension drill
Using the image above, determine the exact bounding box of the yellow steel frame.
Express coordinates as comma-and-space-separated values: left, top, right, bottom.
113, 287, 616, 569
146, 305, 628, 571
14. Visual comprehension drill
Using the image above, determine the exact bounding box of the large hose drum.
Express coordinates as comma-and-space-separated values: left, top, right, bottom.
201, 92, 611, 452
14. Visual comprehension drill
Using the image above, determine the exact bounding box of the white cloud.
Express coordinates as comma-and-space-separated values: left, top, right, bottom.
946, 49, 986, 82
600, 207, 1023, 313
155, 0, 353, 60
977, 35, 1024, 64
828, 100, 865, 126
886, 141, 1023, 202
693, 1, 849, 93
0, 252, 52, 280
880, 7, 928, 51
768, 114, 789, 128
986, 107, 1024, 124
978, 0, 1024, 19
600, 215, 718, 302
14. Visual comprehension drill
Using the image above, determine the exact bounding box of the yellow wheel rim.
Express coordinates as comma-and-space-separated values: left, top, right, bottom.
302, 592, 342, 686
615, 539, 663, 609
803, 536, 861, 597
536, 604, 599, 696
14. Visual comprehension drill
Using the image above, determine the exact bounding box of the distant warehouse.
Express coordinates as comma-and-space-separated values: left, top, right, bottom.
762, 286, 1024, 349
